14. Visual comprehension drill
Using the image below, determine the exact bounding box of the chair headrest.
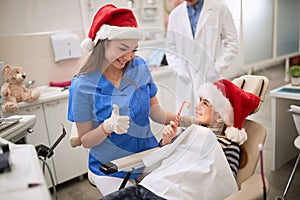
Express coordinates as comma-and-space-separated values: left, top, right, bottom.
232, 75, 269, 114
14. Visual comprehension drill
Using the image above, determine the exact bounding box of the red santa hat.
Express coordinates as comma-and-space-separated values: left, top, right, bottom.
81, 4, 143, 52
197, 79, 260, 145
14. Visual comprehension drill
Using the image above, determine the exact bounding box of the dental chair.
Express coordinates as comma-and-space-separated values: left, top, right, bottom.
70, 75, 270, 199
281, 105, 300, 199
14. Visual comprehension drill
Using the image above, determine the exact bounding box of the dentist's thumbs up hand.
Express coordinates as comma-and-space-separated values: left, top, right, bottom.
103, 104, 130, 134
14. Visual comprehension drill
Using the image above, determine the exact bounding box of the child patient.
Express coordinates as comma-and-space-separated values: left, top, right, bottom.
101, 79, 260, 200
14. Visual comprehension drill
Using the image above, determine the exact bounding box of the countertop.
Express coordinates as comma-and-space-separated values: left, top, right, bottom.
270, 83, 300, 100
16, 87, 69, 109
8, 66, 173, 110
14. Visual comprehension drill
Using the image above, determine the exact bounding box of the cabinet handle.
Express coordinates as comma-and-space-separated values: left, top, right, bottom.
25, 105, 40, 112
46, 101, 60, 107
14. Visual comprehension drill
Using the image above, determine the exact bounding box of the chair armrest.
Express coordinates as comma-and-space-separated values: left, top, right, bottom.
225, 174, 269, 200
100, 147, 160, 174
69, 123, 81, 148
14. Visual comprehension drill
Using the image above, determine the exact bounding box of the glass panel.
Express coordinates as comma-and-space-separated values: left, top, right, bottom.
277, 0, 300, 56
243, 0, 274, 64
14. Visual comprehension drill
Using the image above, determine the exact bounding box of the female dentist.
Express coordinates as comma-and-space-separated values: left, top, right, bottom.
68, 4, 177, 196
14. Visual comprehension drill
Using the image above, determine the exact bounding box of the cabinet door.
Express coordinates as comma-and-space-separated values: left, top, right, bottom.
3, 104, 57, 187
43, 98, 88, 184
18, 104, 49, 146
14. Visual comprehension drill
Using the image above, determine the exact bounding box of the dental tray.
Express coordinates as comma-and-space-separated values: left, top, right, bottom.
0, 117, 22, 132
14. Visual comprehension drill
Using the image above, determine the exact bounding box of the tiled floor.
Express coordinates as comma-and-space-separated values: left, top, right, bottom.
54, 174, 101, 199
53, 64, 300, 200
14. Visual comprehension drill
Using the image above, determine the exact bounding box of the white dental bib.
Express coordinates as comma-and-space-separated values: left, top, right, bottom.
141, 124, 238, 200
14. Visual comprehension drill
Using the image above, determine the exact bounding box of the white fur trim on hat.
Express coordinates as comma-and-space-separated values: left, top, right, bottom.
197, 82, 234, 126
95, 24, 143, 42
225, 126, 248, 145
80, 25, 143, 52
80, 38, 95, 52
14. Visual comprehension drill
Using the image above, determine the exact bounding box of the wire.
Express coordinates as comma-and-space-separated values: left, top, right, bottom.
36, 123, 66, 200
42, 156, 47, 174
39, 156, 59, 200
258, 143, 267, 200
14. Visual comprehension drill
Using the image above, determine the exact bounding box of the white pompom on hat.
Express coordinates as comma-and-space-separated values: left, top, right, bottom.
81, 4, 143, 52
197, 79, 260, 145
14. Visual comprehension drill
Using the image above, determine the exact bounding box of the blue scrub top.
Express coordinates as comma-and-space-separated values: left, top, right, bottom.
68, 57, 159, 179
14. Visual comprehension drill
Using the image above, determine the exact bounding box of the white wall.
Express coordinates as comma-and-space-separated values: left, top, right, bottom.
0, 0, 83, 35
0, 0, 84, 86
0, 0, 166, 86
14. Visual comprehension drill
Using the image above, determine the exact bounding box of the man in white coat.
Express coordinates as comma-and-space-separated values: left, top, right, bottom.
165, 0, 239, 115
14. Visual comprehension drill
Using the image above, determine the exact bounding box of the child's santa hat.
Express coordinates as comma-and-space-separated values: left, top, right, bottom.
81, 4, 143, 52
197, 79, 260, 145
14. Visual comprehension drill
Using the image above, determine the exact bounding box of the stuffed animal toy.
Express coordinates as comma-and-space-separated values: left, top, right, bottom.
1, 65, 40, 112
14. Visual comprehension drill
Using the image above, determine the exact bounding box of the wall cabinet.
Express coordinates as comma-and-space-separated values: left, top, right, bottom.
3, 97, 88, 187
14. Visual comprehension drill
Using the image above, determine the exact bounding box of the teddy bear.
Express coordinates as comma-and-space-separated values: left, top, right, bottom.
1, 65, 40, 113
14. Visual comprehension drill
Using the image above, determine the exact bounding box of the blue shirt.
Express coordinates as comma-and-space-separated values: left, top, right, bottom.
68, 57, 158, 179
187, 0, 203, 38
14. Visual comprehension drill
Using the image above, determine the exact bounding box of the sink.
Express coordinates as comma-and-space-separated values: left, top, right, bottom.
37, 85, 63, 98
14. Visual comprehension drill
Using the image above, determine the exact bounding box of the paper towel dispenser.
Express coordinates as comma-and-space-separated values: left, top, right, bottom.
50, 32, 81, 62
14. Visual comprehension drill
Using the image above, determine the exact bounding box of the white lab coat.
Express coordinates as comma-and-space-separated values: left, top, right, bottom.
165, 0, 239, 114
141, 125, 238, 200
